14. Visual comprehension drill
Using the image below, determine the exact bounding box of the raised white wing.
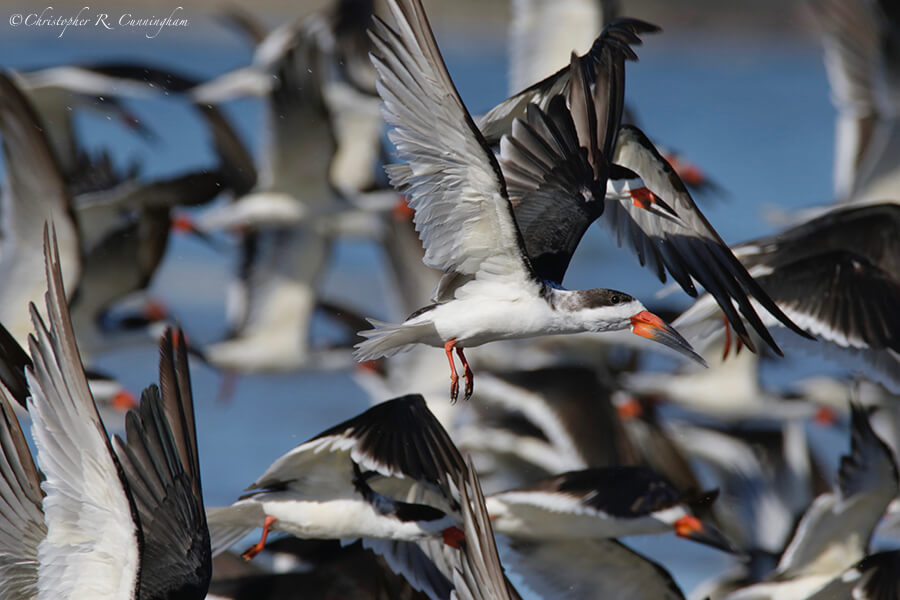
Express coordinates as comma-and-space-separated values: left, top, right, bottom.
26, 229, 138, 600
369, 0, 534, 285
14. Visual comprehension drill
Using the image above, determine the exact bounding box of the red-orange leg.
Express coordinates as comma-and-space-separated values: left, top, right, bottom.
444, 339, 460, 402
455, 346, 474, 400
241, 515, 278, 561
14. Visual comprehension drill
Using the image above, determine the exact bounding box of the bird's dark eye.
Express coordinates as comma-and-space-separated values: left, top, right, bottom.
610, 294, 621, 304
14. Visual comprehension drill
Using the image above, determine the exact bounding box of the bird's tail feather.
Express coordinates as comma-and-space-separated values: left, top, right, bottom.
207, 503, 266, 557
353, 319, 430, 361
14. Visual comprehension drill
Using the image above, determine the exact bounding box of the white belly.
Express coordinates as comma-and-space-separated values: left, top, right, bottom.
260, 499, 440, 541
421, 293, 567, 348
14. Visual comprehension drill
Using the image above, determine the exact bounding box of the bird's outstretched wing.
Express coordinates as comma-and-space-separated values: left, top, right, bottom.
677, 202, 900, 358
500, 95, 608, 285
112, 329, 211, 600
479, 18, 659, 147
250, 394, 467, 509
26, 227, 139, 599
370, 0, 535, 287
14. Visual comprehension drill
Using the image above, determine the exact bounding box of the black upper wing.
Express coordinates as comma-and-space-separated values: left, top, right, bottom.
500, 95, 607, 284
754, 250, 900, 352
308, 394, 467, 503
738, 203, 900, 275
0, 322, 32, 408
113, 329, 211, 600
735, 203, 900, 351
478, 18, 660, 147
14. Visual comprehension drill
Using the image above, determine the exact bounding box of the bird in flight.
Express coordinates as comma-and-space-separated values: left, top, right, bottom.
355, 0, 807, 401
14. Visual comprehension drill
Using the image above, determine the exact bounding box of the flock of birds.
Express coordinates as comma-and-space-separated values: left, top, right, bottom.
0, 0, 898, 598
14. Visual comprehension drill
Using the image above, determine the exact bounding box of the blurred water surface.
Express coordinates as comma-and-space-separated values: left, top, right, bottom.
1, 17, 839, 595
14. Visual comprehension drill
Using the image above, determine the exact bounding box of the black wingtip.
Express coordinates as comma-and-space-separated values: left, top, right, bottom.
0, 321, 33, 409
589, 17, 662, 62
855, 550, 900, 600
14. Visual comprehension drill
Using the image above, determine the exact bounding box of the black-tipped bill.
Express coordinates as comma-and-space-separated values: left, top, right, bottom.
674, 515, 740, 555
630, 310, 708, 367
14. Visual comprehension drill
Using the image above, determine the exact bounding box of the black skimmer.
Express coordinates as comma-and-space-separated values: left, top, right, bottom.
808, 0, 900, 205
667, 421, 818, 560
320, 0, 388, 199
192, 1, 388, 230
198, 224, 350, 375
206, 394, 468, 560
189, 13, 339, 231
674, 202, 900, 391
622, 342, 847, 425
485, 467, 733, 551
356, 0, 710, 401
0, 229, 210, 599
720, 402, 898, 599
